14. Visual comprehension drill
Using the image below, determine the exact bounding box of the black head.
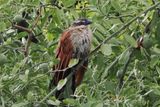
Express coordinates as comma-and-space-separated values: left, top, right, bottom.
73, 19, 92, 26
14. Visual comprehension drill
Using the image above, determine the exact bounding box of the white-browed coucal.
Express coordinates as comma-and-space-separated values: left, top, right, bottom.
49, 19, 92, 99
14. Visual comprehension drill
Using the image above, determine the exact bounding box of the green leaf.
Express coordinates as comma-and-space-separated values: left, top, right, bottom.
16, 32, 28, 39
152, 87, 160, 96
150, 55, 159, 68
156, 66, 160, 76
11, 101, 29, 107
0, 54, 8, 65
57, 78, 67, 90
0, 22, 6, 32
6, 29, 15, 34
95, 102, 103, 107
116, 69, 123, 78
13, 15, 23, 23
142, 35, 153, 49
95, 23, 106, 34
150, 10, 160, 30
155, 22, 160, 45
68, 59, 78, 67
12, 57, 28, 74
61, 0, 76, 7
156, 22, 160, 37
100, 44, 112, 56
27, 91, 34, 101
19, 69, 29, 82
45, 33, 54, 42
38, 63, 49, 71
63, 98, 77, 106
119, 48, 130, 64
47, 100, 61, 106
153, 47, 160, 54
111, 0, 121, 12
124, 35, 137, 47
153, 100, 160, 107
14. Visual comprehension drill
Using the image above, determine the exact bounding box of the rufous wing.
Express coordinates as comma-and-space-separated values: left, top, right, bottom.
53, 31, 73, 85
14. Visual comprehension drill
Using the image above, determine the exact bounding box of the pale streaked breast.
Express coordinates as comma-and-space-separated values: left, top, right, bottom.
69, 25, 92, 59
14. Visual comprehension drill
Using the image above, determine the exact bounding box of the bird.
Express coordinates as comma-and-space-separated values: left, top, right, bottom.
49, 18, 92, 100
14, 11, 38, 43
16, 19, 38, 43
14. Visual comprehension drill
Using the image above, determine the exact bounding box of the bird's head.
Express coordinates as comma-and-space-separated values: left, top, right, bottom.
72, 19, 92, 26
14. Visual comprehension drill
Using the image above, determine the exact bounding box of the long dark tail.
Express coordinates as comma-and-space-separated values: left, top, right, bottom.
49, 53, 71, 87
49, 58, 88, 99
72, 59, 88, 92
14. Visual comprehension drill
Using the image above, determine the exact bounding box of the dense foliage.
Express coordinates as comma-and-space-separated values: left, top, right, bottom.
1, 0, 160, 107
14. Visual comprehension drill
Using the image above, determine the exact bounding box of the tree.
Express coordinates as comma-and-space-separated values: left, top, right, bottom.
0, 0, 160, 106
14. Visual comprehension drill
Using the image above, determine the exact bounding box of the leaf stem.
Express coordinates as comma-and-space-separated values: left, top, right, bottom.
40, 88, 57, 103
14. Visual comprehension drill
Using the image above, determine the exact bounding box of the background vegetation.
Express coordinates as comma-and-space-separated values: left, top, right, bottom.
1, 0, 160, 107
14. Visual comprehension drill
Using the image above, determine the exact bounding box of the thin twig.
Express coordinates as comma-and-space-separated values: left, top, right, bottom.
12, 24, 32, 33
10, 2, 37, 8
104, 14, 134, 20
24, 33, 32, 57
24, 4, 42, 57
101, 55, 121, 81
32, 5, 42, 29
40, 87, 57, 103
90, 2, 160, 55
116, 47, 134, 92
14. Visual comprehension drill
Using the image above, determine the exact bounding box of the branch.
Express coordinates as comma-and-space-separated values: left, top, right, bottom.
90, 2, 160, 55
50, 2, 160, 75
49, 3, 63, 9
10, 2, 37, 7
10, 22, 33, 57
24, 33, 32, 57
31, 5, 42, 29
73, 2, 160, 70
12, 24, 32, 33
116, 47, 134, 93
104, 14, 134, 20
39, 87, 57, 103
23, 6, 43, 57
24, 5, 42, 57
